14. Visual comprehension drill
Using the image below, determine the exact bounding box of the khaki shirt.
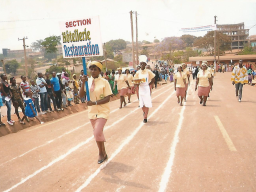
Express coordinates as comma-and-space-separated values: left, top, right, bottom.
174, 72, 186, 88
197, 70, 211, 87
116, 74, 128, 90
84, 77, 113, 120
126, 74, 134, 87
182, 68, 190, 84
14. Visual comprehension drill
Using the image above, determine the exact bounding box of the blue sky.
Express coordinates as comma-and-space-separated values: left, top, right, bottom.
0, 0, 256, 53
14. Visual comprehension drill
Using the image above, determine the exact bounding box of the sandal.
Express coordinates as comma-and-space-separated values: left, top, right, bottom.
98, 154, 108, 164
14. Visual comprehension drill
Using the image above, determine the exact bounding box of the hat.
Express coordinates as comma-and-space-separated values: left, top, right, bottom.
89, 61, 103, 70
202, 61, 208, 64
117, 67, 122, 71
56, 73, 61, 76
201, 63, 207, 67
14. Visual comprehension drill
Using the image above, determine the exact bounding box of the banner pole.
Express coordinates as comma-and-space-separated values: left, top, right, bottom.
82, 57, 90, 101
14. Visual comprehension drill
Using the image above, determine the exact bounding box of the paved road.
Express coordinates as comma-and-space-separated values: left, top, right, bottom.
0, 73, 255, 192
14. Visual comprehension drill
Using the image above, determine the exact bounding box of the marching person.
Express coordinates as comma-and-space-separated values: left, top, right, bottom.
79, 61, 113, 164
174, 66, 186, 106
195, 63, 213, 106
125, 69, 134, 103
182, 63, 190, 101
231, 60, 248, 102
134, 61, 155, 123
116, 68, 130, 109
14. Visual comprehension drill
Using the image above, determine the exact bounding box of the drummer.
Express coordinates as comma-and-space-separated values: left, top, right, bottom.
134, 61, 155, 123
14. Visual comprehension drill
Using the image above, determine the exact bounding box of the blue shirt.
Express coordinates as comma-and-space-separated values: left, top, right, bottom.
50, 77, 60, 91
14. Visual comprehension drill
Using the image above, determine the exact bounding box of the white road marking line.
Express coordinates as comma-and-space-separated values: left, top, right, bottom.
3, 87, 173, 192
0, 122, 90, 167
158, 84, 192, 192
0, 85, 171, 167
75, 90, 176, 192
214, 116, 237, 152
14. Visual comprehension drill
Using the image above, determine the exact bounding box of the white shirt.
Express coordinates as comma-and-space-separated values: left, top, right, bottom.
36, 77, 47, 93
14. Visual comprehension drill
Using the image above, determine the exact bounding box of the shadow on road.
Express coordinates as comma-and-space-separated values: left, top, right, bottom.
102, 162, 150, 190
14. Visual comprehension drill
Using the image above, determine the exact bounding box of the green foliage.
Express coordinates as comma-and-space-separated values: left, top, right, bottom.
46, 66, 63, 74
44, 52, 57, 61
180, 35, 198, 47
238, 44, 256, 55
194, 31, 231, 55
154, 39, 160, 43
5, 59, 20, 74
41, 36, 61, 53
27, 58, 36, 79
114, 55, 122, 63
142, 40, 151, 44
31, 39, 44, 52
106, 39, 126, 51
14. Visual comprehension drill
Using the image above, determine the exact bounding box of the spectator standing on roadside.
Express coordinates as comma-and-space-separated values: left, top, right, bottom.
20, 75, 30, 97
45, 72, 57, 111
9, 77, 27, 124
0, 74, 13, 125
57, 73, 67, 108
36, 73, 48, 114
0, 82, 5, 126
30, 80, 41, 114
73, 74, 80, 104
79, 70, 86, 103
51, 72, 63, 111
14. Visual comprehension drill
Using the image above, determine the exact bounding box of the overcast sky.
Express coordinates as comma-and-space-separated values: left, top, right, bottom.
1, 0, 256, 53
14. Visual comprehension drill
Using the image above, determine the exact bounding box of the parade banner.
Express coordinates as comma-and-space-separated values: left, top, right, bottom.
59, 16, 103, 58
180, 25, 216, 33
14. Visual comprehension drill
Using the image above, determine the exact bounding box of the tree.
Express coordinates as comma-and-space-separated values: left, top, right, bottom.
183, 47, 200, 61
238, 44, 256, 55
106, 39, 126, 52
31, 39, 44, 52
41, 36, 61, 61
154, 39, 160, 43
114, 55, 122, 63
194, 31, 231, 55
142, 40, 151, 44
180, 35, 198, 47
156, 37, 185, 53
5, 60, 20, 74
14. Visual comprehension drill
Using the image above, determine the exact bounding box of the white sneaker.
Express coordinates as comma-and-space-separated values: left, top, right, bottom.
239, 99, 241, 102
41, 122, 44, 124
40, 112, 46, 115
7, 121, 13, 126
10, 119, 15, 123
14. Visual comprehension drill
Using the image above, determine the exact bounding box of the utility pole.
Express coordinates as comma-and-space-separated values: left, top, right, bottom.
104, 43, 107, 72
214, 16, 217, 70
18, 37, 28, 78
130, 11, 135, 68
135, 11, 139, 67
